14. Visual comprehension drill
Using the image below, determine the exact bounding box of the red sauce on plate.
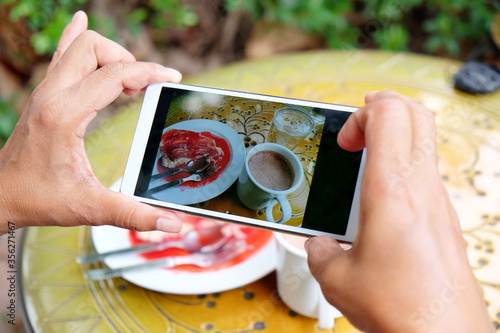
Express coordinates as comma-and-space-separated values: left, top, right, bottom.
129, 217, 272, 272
157, 129, 231, 188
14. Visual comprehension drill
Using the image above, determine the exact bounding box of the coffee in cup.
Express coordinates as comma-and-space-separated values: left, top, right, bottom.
248, 150, 295, 191
237, 143, 304, 224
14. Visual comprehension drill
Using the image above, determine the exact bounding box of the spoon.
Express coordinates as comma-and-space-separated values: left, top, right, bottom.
77, 225, 226, 264
151, 156, 209, 180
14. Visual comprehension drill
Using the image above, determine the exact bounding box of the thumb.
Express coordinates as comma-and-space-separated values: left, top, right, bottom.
47, 11, 88, 74
91, 188, 183, 233
305, 236, 345, 281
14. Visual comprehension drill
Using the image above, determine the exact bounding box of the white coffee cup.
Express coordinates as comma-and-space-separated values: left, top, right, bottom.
274, 232, 342, 329
237, 143, 304, 223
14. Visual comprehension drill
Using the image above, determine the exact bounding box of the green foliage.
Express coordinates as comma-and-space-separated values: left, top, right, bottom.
423, 0, 499, 56
372, 24, 409, 51
1, 0, 199, 55
127, 0, 198, 38
31, 10, 74, 55
1, 0, 86, 54
0, 97, 18, 148
149, 0, 198, 29
87, 13, 120, 44
127, 8, 149, 36
229, 0, 500, 57
2, 0, 499, 58
230, 0, 357, 48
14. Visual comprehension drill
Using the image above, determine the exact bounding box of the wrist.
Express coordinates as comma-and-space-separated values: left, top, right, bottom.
369, 277, 494, 333
0, 183, 13, 236
0, 158, 23, 235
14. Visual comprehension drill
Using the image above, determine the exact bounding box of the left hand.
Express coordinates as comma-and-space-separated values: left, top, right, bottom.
0, 11, 184, 234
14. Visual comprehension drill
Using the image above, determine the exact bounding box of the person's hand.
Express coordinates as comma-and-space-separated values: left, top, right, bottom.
0, 11, 184, 235
305, 91, 494, 333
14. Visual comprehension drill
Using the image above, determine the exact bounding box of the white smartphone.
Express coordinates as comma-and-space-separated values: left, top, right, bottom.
121, 82, 365, 242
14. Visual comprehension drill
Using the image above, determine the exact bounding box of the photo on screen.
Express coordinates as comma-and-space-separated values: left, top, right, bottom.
135, 87, 362, 235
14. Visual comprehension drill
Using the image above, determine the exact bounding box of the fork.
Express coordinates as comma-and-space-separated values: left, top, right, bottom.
85, 240, 246, 280
147, 173, 204, 195
150, 156, 209, 181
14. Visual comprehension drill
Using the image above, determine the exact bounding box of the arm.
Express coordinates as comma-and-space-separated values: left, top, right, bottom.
306, 91, 494, 333
0, 11, 183, 235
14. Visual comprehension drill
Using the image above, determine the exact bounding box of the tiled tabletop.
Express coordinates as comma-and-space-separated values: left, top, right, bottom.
19, 50, 500, 332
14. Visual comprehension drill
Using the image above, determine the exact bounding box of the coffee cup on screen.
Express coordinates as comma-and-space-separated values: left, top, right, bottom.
274, 233, 342, 330
236, 143, 303, 223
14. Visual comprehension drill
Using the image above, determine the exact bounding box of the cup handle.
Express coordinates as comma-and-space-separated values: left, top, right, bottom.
265, 195, 291, 223
317, 291, 336, 330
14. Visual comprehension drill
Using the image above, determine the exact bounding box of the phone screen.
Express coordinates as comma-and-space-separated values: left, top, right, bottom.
133, 86, 362, 236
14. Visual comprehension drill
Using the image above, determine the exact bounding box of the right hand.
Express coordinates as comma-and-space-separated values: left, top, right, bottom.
306, 91, 494, 333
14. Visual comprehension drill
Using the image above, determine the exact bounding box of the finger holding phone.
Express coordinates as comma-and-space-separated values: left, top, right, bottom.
0, 11, 184, 235
306, 91, 494, 333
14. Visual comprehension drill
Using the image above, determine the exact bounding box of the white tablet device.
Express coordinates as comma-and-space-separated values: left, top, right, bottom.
121, 82, 365, 242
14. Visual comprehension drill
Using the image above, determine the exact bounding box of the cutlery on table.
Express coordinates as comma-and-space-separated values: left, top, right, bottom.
85, 239, 247, 280
77, 225, 226, 264
147, 173, 206, 195
150, 156, 209, 180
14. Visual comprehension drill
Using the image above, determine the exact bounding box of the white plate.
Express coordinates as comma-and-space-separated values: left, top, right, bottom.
149, 119, 246, 204
90, 224, 277, 294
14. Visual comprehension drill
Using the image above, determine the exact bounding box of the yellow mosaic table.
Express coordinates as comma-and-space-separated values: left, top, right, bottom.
19, 50, 500, 332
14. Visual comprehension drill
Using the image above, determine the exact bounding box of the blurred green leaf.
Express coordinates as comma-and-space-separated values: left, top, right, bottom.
224, 0, 244, 12
3, 0, 85, 54
177, 9, 198, 27
31, 32, 52, 55
128, 8, 149, 35
0, 97, 19, 143
373, 25, 409, 51
88, 13, 120, 44
129, 8, 148, 24
424, 36, 443, 53
148, 0, 199, 29
443, 38, 460, 56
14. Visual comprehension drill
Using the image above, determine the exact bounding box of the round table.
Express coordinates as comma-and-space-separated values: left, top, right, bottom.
19, 50, 500, 332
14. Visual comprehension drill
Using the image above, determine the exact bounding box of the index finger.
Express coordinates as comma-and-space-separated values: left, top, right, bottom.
47, 11, 88, 74
45, 30, 137, 95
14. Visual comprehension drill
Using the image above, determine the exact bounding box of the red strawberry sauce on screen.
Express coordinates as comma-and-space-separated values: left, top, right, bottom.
157, 129, 231, 188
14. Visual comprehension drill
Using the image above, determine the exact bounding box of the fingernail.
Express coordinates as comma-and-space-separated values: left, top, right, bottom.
72, 10, 83, 21
156, 217, 182, 233
162, 67, 182, 82
304, 238, 311, 253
